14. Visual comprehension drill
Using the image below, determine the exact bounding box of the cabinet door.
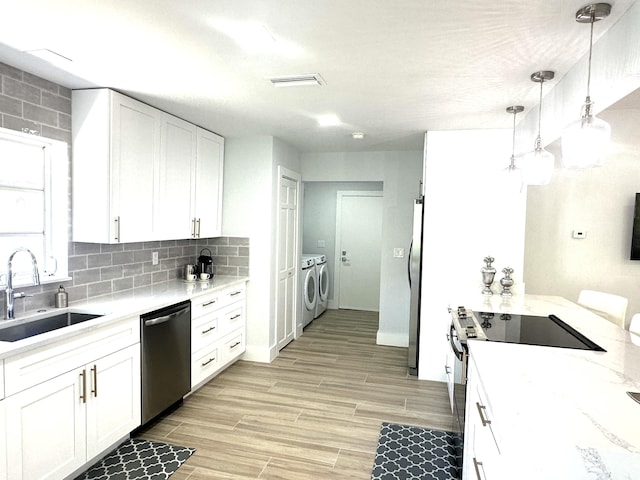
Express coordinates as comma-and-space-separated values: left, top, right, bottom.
193, 128, 224, 238
5, 369, 85, 480
157, 114, 196, 240
111, 93, 160, 242
0, 399, 6, 480
86, 344, 141, 459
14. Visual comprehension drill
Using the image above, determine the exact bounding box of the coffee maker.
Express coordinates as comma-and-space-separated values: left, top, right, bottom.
197, 248, 214, 276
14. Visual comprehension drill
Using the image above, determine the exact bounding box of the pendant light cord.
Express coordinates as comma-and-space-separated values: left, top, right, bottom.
536, 79, 544, 147
586, 12, 595, 101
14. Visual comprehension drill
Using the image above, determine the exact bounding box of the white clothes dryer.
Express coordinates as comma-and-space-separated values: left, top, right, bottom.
310, 254, 328, 318
301, 256, 317, 327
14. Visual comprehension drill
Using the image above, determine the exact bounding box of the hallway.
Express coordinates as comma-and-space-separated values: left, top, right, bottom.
136, 309, 454, 479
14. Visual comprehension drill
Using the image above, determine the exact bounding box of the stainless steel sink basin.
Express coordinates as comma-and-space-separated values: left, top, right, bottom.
0, 312, 103, 342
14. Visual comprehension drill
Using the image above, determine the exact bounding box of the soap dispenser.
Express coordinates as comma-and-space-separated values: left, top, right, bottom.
55, 285, 68, 308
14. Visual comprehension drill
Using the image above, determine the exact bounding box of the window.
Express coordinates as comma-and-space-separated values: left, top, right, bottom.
0, 127, 69, 288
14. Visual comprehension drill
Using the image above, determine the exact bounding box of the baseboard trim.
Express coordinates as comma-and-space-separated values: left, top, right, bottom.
242, 344, 278, 363
376, 331, 409, 347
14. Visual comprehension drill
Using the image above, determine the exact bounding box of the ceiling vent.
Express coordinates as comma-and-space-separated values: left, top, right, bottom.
268, 74, 324, 87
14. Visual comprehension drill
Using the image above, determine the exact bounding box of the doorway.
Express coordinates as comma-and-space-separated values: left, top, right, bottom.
301, 181, 383, 312
335, 191, 383, 311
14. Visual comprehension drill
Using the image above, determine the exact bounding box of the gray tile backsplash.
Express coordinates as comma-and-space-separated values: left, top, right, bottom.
0, 62, 249, 316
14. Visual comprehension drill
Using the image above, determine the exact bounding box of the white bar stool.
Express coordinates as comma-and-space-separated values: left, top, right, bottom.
577, 290, 628, 329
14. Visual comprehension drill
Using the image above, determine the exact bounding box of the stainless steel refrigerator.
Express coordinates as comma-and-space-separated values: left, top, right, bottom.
408, 195, 424, 376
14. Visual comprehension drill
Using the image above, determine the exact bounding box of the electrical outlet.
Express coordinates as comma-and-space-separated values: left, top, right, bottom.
152, 251, 159, 265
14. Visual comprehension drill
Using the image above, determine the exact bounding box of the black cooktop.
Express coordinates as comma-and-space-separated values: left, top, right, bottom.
472, 311, 606, 352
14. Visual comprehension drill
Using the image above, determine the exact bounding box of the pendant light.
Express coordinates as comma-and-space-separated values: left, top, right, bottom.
505, 105, 524, 173
521, 71, 555, 186
561, 3, 612, 168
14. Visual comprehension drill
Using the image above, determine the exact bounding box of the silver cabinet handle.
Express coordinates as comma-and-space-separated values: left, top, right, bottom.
202, 299, 218, 307
230, 291, 242, 296
201, 326, 216, 334
230, 341, 241, 349
444, 365, 451, 374
476, 402, 492, 426
114, 216, 120, 242
473, 458, 485, 480
191, 218, 196, 238
79, 370, 87, 403
230, 314, 241, 321
91, 365, 98, 397
201, 356, 216, 366
196, 218, 201, 238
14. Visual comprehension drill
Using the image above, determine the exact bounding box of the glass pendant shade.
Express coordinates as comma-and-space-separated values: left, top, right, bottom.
562, 101, 611, 168
521, 136, 555, 185
561, 3, 612, 168
522, 71, 555, 186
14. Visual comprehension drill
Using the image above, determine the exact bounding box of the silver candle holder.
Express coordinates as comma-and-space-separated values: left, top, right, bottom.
500, 267, 514, 297
481, 256, 496, 295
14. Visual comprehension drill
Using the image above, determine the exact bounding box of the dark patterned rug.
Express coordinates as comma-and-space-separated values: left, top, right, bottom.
76, 438, 195, 480
370, 423, 461, 480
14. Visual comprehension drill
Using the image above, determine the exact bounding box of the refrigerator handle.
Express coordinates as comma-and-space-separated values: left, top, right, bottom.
408, 240, 413, 287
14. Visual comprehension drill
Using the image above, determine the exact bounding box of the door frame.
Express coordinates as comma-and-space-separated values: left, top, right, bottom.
333, 190, 383, 310
274, 166, 302, 353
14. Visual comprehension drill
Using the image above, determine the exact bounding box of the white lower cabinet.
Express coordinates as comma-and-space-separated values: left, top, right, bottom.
3, 317, 141, 480
463, 357, 501, 480
0, 398, 6, 480
191, 284, 246, 389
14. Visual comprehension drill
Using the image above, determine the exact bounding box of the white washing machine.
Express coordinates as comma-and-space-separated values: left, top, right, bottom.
309, 254, 328, 318
301, 256, 317, 327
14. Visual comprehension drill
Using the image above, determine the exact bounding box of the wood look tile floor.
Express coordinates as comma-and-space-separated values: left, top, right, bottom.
136, 309, 455, 479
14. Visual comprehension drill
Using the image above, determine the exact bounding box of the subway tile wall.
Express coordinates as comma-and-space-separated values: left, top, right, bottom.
0, 61, 249, 316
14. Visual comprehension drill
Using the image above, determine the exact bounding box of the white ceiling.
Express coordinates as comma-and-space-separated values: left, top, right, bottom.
0, 0, 637, 153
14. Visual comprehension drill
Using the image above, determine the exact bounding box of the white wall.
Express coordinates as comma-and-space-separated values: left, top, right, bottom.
301, 150, 422, 347
223, 135, 301, 362
302, 181, 383, 303
524, 107, 640, 328
420, 129, 527, 382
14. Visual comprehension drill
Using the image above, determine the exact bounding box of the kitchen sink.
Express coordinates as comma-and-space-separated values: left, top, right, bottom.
0, 312, 103, 342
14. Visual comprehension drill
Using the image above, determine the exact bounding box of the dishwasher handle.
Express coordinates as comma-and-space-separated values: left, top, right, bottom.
142, 302, 190, 327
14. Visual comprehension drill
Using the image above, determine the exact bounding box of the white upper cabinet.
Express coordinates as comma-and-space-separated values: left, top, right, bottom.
156, 114, 197, 240
193, 128, 224, 238
72, 88, 223, 243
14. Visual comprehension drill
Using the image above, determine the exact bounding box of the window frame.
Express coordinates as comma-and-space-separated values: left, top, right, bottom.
0, 127, 70, 289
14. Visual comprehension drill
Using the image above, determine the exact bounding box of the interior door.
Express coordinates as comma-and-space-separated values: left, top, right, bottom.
276, 168, 300, 350
335, 191, 383, 311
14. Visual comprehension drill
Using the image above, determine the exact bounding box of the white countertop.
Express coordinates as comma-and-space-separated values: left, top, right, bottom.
463, 294, 640, 479
0, 275, 249, 359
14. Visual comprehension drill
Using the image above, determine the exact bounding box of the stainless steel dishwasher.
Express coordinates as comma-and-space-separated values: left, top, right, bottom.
140, 300, 191, 425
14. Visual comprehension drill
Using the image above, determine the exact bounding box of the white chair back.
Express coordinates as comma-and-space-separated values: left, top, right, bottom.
577, 290, 628, 329
629, 313, 640, 336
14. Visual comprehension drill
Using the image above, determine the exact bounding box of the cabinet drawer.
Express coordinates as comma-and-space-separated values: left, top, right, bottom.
0, 361, 4, 400
191, 285, 246, 319
220, 330, 245, 365
218, 303, 245, 337
191, 345, 220, 388
473, 379, 500, 452
191, 314, 220, 353
4, 316, 139, 397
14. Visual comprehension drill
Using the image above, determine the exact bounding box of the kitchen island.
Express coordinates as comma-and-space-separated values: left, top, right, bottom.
461, 294, 640, 479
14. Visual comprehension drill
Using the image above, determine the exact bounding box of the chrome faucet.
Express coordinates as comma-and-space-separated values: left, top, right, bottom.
5, 247, 40, 319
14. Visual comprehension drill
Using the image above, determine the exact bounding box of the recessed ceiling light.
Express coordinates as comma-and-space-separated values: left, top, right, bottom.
352, 132, 365, 139
25, 49, 72, 66
269, 74, 324, 87
212, 20, 276, 54
318, 114, 340, 127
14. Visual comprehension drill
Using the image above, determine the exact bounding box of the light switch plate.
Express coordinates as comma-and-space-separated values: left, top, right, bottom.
317, 240, 326, 248
393, 247, 405, 258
